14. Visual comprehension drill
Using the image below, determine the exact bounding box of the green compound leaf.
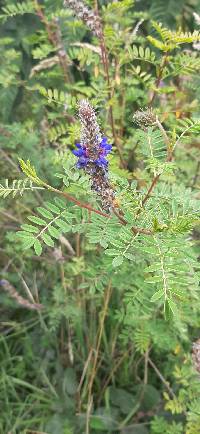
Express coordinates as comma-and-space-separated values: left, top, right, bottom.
55, 219, 71, 232
21, 237, 36, 250
48, 225, 61, 239
28, 216, 46, 226
37, 207, 54, 219
167, 298, 179, 316
41, 233, 55, 247
21, 224, 39, 234
45, 202, 61, 214
151, 289, 165, 302
34, 239, 42, 256
112, 256, 124, 267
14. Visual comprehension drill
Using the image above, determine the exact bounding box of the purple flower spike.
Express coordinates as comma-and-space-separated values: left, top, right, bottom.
72, 137, 112, 169
72, 100, 115, 211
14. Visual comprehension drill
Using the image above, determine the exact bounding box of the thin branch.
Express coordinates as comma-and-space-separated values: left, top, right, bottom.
34, 0, 71, 83
148, 357, 176, 400
113, 209, 152, 235
141, 174, 160, 207
0, 149, 21, 173
155, 117, 172, 161
192, 161, 200, 188
44, 183, 111, 218
155, 118, 170, 146
100, 40, 126, 168
78, 349, 94, 395
98, 348, 131, 404
149, 52, 168, 105
95, 3, 126, 169
43, 182, 152, 234
144, 347, 149, 385
141, 118, 173, 207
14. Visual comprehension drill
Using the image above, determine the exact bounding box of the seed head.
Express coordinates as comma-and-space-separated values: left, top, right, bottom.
133, 108, 156, 128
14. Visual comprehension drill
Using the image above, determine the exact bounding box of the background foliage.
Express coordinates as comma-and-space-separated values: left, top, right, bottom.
1, 0, 200, 433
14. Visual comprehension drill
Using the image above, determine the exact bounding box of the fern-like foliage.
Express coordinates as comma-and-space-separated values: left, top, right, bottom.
148, 21, 200, 51
169, 53, 200, 76
48, 122, 69, 143
176, 118, 200, 134
0, 179, 44, 198
1, 2, 200, 432
149, 0, 185, 26
38, 87, 69, 106
143, 234, 200, 317
0, 2, 35, 21
18, 159, 44, 185
136, 127, 167, 168
16, 198, 76, 255
124, 45, 156, 64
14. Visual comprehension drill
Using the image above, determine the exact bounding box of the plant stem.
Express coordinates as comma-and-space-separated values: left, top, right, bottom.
148, 357, 176, 400
113, 209, 152, 235
44, 183, 152, 235
44, 183, 111, 218
97, 17, 126, 168
34, 0, 71, 83
141, 174, 160, 207
141, 118, 173, 207
85, 281, 112, 433
149, 52, 168, 105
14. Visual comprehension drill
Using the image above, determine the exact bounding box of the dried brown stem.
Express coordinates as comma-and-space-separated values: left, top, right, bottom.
0, 280, 43, 311
86, 281, 112, 433
34, 1, 71, 83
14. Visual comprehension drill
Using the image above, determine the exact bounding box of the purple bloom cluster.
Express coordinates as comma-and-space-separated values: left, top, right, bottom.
73, 137, 112, 169
72, 100, 115, 211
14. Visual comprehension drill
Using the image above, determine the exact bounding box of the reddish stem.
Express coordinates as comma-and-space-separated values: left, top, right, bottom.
48, 186, 152, 235
113, 209, 152, 235
142, 174, 160, 207
48, 185, 110, 218
141, 145, 173, 208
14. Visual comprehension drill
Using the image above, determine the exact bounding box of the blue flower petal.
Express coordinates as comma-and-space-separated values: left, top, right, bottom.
100, 138, 112, 154
101, 137, 108, 143
76, 156, 89, 168
72, 148, 85, 157
95, 156, 108, 167
103, 145, 112, 152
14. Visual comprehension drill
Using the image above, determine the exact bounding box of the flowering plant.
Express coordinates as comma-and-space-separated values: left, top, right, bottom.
72, 100, 115, 211
1, 1, 200, 433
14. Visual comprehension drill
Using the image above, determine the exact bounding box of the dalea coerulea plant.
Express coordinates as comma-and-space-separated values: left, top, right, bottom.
2, 1, 200, 432
2, 97, 200, 318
